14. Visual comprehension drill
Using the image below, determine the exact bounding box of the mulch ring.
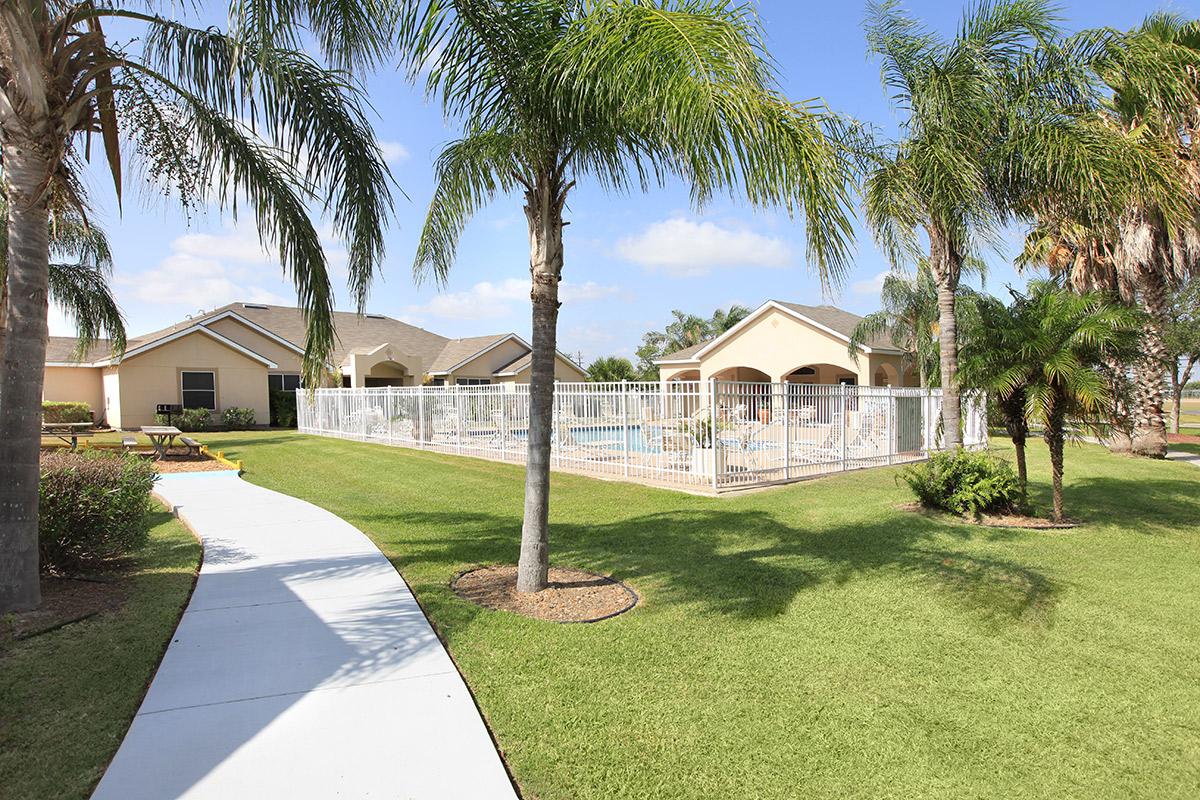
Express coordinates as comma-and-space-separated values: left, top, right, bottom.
897, 502, 1079, 530
1, 574, 128, 643
452, 565, 638, 623
150, 447, 236, 473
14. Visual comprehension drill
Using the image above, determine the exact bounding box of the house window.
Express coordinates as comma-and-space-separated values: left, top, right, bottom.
181, 371, 216, 409
268, 373, 302, 392
837, 376, 858, 386
457, 378, 491, 386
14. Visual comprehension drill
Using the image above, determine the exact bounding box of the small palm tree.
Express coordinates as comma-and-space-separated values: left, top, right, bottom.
0, 0, 396, 613
966, 281, 1139, 521
404, 0, 855, 592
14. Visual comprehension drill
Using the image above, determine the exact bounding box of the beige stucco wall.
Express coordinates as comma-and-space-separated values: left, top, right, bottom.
205, 317, 305, 374
659, 306, 916, 387
43, 367, 104, 422
114, 331, 269, 428
449, 339, 529, 381
491, 353, 587, 384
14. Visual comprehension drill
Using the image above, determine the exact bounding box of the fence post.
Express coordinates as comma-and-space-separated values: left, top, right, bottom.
417, 385, 425, 449
710, 378, 719, 492
621, 379, 630, 478
886, 388, 894, 465
840, 384, 848, 471
782, 381, 790, 481
456, 385, 464, 455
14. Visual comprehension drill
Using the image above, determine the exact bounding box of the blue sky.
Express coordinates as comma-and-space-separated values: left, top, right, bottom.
59, 0, 1200, 365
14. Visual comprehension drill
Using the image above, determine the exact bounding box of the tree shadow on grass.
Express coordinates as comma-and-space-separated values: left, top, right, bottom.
1046, 475, 1200, 534
361, 506, 1061, 629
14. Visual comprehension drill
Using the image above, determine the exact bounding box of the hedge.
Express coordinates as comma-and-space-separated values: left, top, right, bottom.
42, 401, 92, 424
39, 450, 158, 573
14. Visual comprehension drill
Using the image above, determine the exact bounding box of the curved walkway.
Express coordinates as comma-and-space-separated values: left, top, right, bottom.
1167, 450, 1200, 469
93, 471, 517, 800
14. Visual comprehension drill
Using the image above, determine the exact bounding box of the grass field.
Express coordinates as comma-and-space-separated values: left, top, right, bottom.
0, 508, 201, 800
147, 430, 1200, 800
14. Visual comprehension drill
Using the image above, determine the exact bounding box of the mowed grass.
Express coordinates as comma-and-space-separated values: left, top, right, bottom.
179, 430, 1200, 800
0, 508, 200, 800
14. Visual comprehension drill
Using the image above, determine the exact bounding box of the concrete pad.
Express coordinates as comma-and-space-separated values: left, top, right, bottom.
92, 472, 516, 800
1166, 450, 1200, 469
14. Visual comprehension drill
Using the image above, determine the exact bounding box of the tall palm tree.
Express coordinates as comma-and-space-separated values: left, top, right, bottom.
709, 304, 752, 336
0, 192, 125, 361
0, 0, 396, 613
862, 0, 1143, 447
403, 0, 855, 592
1020, 15, 1200, 457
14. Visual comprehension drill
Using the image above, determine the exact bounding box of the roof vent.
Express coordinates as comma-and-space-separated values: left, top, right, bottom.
364, 313, 385, 319
242, 303, 269, 310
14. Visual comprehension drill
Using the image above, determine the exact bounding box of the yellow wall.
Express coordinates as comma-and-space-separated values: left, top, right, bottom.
43, 367, 104, 422
492, 353, 587, 384
114, 331, 269, 428
659, 306, 915, 387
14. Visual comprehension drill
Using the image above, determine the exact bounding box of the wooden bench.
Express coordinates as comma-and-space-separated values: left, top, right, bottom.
179, 436, 202, 456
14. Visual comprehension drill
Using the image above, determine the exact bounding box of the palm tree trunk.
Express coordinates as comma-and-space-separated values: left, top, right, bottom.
1130, 269, 1169, 458
929, 227, 961, 449
1044, 401, 1066, 523
516, 174, 565, 594
0, 139, 52, 613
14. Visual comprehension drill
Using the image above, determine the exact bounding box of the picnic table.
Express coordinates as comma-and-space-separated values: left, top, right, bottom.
140, 425, 182, 459
41, 422, 94, 450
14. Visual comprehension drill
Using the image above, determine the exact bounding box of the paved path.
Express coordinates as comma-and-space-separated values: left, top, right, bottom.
1167, 450, 1200, 469
93, 471, 516, 800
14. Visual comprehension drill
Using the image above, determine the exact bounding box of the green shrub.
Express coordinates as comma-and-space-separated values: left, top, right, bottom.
42, 401, 92, 424
221, 407, 257, 430
39, 450, 158, 573
901, 448, 1020, 516
155, 407, 212, 431
270, 390, 297, 428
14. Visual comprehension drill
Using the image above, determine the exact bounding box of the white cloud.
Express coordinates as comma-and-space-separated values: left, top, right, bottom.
615, 218, 792, 277
852, 270, 889, 296
378, 140, 410, 165
404, 277, 620, 321
115, 224, 299, 311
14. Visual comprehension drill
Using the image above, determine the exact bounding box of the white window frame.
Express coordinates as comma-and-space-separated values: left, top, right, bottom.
181, 370, 217, 410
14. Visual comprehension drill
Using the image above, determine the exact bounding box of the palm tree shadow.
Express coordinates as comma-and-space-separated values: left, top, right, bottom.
362, 504, 1063, 627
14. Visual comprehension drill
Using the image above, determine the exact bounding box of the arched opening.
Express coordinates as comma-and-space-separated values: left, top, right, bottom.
873, 362, 900, 387
665, 368, 700, 382
710, 366, 771, 382
364, 360, 410, 387
710, 366, 771, 422
783, 363, 858, 385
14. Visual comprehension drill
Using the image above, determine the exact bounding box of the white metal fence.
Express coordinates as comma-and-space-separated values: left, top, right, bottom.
295, 381, 986, 492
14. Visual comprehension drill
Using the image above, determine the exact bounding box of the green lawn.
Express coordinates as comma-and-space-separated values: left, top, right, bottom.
171, 430, 1200, 800
0, 508, 200, 800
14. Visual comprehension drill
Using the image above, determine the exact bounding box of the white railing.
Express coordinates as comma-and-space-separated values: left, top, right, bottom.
296, 381, 986, 492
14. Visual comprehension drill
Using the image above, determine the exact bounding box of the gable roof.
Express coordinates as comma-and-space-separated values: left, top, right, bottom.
654, 300, 902, 363
45, 301, 572, 378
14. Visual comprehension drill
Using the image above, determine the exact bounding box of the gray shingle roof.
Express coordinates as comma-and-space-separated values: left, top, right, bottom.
47, 302, 524, 373
45, 336, 113, 363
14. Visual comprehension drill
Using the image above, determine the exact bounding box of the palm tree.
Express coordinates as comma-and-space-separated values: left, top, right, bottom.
404, 0, 855, 592
0, 1, 396, 613
1020, 15, 1200, 457
586, 355, 637, 383
965, 281, 1139, 521
862, 0, 1125, 447
0, 192, 125, 361
709, 304, 752, 336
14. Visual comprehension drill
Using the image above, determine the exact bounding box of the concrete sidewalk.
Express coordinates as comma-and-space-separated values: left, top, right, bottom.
93, 471, 516, 800
1167, 450, 1200, 469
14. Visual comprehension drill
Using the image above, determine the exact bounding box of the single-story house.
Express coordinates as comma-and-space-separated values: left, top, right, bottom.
654, 300, 918, 387
43, 302, 586, 429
